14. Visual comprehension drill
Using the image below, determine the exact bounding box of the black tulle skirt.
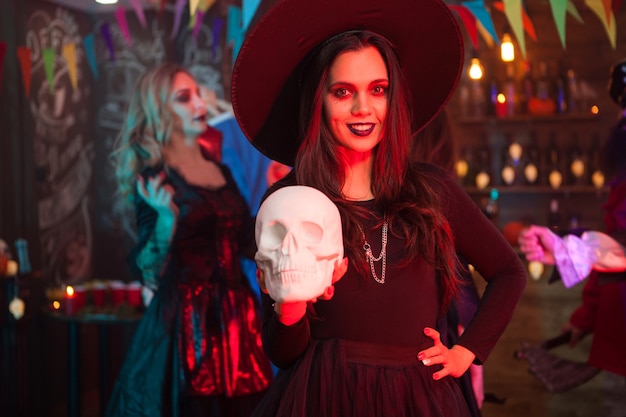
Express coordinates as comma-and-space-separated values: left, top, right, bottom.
251, 339, 471, 417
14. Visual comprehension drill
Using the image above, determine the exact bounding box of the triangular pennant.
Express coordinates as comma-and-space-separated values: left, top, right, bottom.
503, 0, 526, 58
243, 0, 262, 32
585, 0, 617, 48
476, 20, 496, 47
227, 5, 244, 63
211, 16, 225, 59
493, 1, 537, 41
62, 43, 78, 91
16, 46, 31, 97
567, 0, 584, 23
199, 0, 215, 12
449, 4, 479, 51
193, 9, 205, 40
171, 0, 187, 40
42, 48, 56, 94
130, 0, 147, 28
83, 33, 99, 79
549, 0, 568, 48
190, 0, 200, 17
100, 22, 116, 61
115, 6, 133, 46
463, 0, 500, 44
0, 41, 6, 95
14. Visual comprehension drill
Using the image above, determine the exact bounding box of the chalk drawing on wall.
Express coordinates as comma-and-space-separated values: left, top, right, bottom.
26, 6, 93, 285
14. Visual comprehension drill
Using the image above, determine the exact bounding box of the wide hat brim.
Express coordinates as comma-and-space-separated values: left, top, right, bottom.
232, 0, 464, 166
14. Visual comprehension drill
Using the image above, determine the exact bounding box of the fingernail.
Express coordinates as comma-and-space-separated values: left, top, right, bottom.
424, 328, 430, 335
417, 353, 425, 360
422, 359, 431, 365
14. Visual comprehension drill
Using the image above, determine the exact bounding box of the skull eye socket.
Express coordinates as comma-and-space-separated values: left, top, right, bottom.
300, 221, 324, 244
259, 220, 325, 249
260, 221, 287, 249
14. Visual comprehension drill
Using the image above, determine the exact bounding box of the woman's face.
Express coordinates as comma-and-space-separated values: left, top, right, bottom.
168, 72, 207, 140
323, 46, 388, 158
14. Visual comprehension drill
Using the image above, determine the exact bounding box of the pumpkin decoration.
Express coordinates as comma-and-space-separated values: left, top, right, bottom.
528, 97, 557, 115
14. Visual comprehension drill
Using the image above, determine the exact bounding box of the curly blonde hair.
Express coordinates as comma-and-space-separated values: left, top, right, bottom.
110, 63, 192, 211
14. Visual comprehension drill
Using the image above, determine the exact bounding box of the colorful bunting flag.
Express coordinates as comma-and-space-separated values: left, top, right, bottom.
171, 0, 187, 40
83, 34, 98, 79
62, 43, 78, 91
243, 0, 262, 32
130, 0, 147, 29
16, 46, 31, 97
193, 10, 206, 41
227, 6, 245, 63
502, 0, 526, 58
199, 0, 215, 12
492, 1, 537, 41
449, 4, 479, 51
585, 0, 617, 49
115, 7, 133, 47
211, 16, 225, 59
549, 0, 568, 48
100, 23, 116, 61
567, 0, 584, 23
462, 1, 500, 45
42, 48, 56, 94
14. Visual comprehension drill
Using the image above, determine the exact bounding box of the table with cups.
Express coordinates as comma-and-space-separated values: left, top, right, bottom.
44, 280, 144, 417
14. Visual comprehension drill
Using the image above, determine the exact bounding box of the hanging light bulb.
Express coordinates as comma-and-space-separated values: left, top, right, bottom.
501, 32, 515, 62
468, 57, 484, 80
95, 0, 119, 4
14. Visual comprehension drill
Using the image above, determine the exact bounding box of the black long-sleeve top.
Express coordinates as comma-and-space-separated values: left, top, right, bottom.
260, 163, 527, 369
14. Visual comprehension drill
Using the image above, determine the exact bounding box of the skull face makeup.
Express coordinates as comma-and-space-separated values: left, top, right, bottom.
255, 186, 344, 303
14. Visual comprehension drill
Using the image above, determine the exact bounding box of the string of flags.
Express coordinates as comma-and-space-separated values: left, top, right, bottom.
0, 0, 623, 97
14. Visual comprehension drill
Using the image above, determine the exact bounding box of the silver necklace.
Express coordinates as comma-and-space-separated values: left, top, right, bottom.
357, 216, 388, 284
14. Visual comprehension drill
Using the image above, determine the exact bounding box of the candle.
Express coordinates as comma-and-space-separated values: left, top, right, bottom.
65, 285, 77, 315
495, 94, 507, 118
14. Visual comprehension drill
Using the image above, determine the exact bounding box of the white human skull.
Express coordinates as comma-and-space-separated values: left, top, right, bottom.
255, 186, 344, 303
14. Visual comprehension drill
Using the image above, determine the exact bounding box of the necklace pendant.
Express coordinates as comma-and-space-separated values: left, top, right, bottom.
358, 217, 388, 284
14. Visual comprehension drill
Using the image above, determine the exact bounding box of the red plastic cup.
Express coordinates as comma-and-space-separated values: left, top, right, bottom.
109, 281, 126, 306
125, 281, 143, 308
91, 282, 107, 308
65, 285, 86, 315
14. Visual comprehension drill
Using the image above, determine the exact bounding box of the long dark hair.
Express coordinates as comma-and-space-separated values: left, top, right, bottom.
293, 30, 459, 312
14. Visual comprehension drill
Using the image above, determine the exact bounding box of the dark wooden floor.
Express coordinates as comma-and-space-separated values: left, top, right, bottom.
476, 265, 626, 417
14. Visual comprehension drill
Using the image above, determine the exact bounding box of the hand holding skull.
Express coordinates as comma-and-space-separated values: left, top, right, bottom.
255, 186, 346, 307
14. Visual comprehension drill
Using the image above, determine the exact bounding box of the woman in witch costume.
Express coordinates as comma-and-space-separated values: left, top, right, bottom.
232, 0, 527, 415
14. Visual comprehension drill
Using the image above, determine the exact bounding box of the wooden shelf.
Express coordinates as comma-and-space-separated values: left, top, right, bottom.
457, 113, 599, 125
464, 185, 608, 195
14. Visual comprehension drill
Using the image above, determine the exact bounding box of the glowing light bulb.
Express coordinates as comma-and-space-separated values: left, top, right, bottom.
468, 58, 483, 80
501, 33, 515, 62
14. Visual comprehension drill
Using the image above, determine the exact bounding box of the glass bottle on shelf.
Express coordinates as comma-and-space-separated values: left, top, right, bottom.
470, 79, 486, 118
547, 132, 563, 189
475, 135, 492, 190
523, 132, 541, 185
589, 135, 605, 189
519, 60, 535, 115
536, 61, 551, 100
456, 146, 474, 187
499, 134, 517, 186
548, 198, 562, 233
567, 68, 580, 114
504, 63, 516, 116
568, 133, 587, 185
